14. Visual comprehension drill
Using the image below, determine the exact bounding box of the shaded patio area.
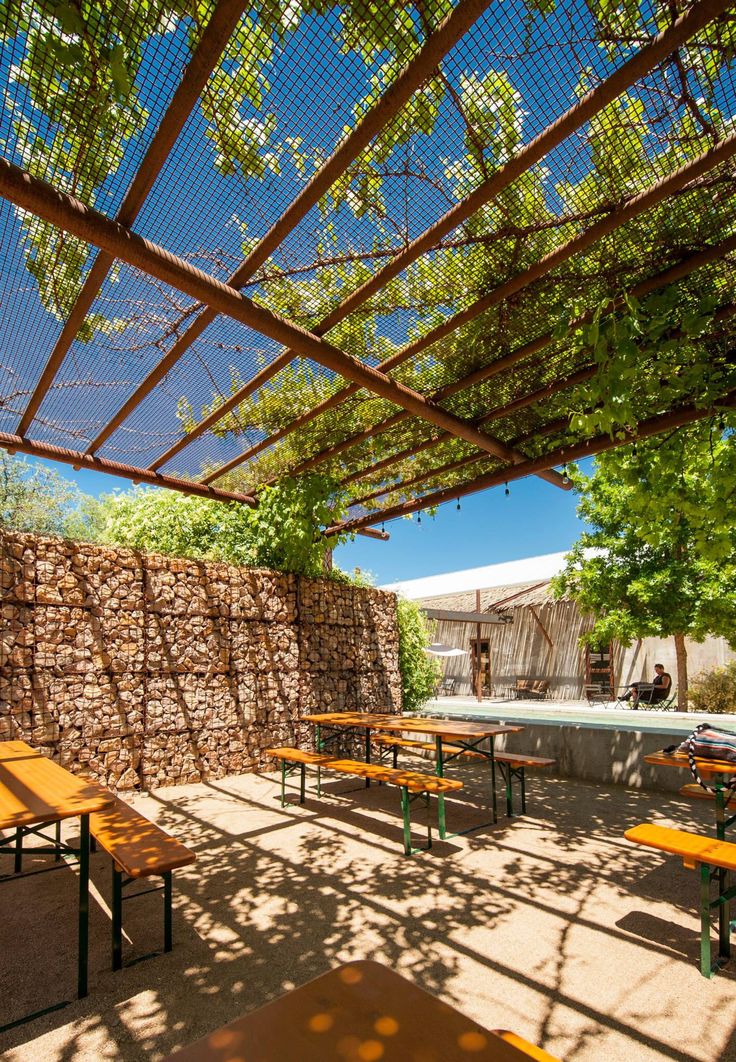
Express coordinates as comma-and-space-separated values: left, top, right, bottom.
2, 765, 736, 1061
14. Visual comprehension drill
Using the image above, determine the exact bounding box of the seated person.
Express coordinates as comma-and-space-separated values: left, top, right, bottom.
620, 663, 671, 707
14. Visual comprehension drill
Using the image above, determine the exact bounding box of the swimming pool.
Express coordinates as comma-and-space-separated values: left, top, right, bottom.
419, 696, 725, 734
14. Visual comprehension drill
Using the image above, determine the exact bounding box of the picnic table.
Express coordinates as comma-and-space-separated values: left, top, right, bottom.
303, 713, 522, 839
0, 740, 114, 1007
162, 959, 561, 1061
644, 750, 736, 840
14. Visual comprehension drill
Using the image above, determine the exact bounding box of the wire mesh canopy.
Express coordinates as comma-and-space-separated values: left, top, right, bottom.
1, 0, 735, 531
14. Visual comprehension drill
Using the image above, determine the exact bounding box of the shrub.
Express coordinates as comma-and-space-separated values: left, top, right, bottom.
689, 661, 736, 715
396, 597, 441, 712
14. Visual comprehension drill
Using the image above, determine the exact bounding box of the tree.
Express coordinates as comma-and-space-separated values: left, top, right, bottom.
0, 451, 100, 538
396, 597, 441, 711
94, 475, 350, 578
552, 421, 736, 710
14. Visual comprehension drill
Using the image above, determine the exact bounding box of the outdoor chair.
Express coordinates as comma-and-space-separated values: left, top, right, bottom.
437, 676, 456, 696
615, 684, 677, 710
514, 679, 549, 700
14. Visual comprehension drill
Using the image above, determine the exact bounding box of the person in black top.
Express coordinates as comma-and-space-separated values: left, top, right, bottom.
621, 663, 672, 708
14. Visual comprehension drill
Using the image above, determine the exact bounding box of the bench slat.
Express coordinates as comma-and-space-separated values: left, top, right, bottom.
90, 797, 196, 880
495, 752, 555, 769
266, 747, 335, 766
373, 735, 485, 760
267, 747, 463, 794
324, 758, 463, 793
625, 823, 736, 871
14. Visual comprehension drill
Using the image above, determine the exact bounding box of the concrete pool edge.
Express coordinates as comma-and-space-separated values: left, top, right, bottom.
415, 699, 736, 792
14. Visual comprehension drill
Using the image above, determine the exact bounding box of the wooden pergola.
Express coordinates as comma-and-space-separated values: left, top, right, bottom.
0, 0, 735, 534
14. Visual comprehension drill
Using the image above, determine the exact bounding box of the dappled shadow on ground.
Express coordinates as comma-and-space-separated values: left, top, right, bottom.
2, 764, 736, 1062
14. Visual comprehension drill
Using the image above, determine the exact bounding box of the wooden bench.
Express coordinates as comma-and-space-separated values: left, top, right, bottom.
90, 795, 196, 970
267, 747, 463, 855
625, 822, 736, 977
494, 752, 556, 816
373, 737, 555, 817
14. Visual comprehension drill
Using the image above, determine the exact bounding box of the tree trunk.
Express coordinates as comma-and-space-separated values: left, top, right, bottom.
322, 547, 333, 574
674, 632, 688, 711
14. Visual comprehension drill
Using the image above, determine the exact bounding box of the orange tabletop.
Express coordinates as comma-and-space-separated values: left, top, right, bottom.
162, 960, 559, 1062
0, 739, 44, 761
644, 750, 736, 777
0, 743, 113, 829
303, 712, 523, 739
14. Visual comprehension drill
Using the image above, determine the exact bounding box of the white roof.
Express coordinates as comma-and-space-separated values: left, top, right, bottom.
381, 551, 570, 599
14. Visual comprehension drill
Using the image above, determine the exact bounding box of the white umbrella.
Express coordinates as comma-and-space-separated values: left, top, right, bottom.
425, 643, 468, 657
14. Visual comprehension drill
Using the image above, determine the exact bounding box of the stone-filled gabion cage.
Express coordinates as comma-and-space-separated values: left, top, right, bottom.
0, 531, 402, 790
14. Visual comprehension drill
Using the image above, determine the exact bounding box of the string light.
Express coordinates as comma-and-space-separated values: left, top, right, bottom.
456, 498, 461, 511
562, 465, 570, 485
504, 482, 510, 496
417, 513, 421, 525
381, 522, 385, 533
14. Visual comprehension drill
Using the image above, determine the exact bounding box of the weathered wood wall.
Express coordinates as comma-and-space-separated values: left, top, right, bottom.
1, 531, 401, 789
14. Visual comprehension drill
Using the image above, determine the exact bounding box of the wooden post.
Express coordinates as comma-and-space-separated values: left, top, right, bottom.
476, 589, 483, 702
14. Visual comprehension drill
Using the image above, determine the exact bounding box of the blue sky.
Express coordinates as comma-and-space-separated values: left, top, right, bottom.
24, 453, 591, 585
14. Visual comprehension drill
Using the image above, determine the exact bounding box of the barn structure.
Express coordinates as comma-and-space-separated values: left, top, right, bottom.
385, 553, 735, 701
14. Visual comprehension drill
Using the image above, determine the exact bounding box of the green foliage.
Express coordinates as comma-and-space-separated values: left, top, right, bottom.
560, 284, 734, 439
396, 597, 441, 712
94, 474, 349, 577
0, 451, 100, 538
552, 423, 736, 706
689, 661, 736, 715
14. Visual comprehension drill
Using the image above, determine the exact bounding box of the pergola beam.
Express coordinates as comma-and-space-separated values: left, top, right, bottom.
16, 0, 250, 438
346, 301, 736, 506
0, 158, 565, 483
170, 0, 733, 479
85, 0, 496, 458
140, 0, 726, 473
276, 229, 736, 488
326, 390, 736, 535
0, 432, 255, 504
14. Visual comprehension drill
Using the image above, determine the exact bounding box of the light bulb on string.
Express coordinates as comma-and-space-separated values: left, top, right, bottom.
505, 482, 510, 496
456, 498, 461, 511
417, 513, 421, 525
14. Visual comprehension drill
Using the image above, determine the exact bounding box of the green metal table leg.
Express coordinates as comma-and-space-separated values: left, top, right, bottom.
504, 765, 513, 817
316, 725, 322, 798
401, 787, 412, 856
280, 761, 286, 807
716, 786, 726, 840
164, 871, 173, 953
14, 827, 22, 873
719, 869, 731, 963
300, 763, 306, 804
78, 814, 90, 997
112, 863, 123, 972
364, 730, 371, 787
392, 745, 398, 769
55, 820, 62, 862
490, 736, 498, 824
521, 768, 527, 815
435, 736, 446, 840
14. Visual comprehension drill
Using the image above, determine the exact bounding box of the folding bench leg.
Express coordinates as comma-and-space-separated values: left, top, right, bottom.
164, 871, 173, 953
112, 863, 123, 972
521, 768, 527, 815
401, 788, 412, 856
699, 861, 732, 978
14, 827, 22, 874
280, 761, 286, 808
300, 764, 306, 804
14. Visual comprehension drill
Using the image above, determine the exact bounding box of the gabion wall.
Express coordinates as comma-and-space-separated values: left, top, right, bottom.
0, 531, 401, 790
